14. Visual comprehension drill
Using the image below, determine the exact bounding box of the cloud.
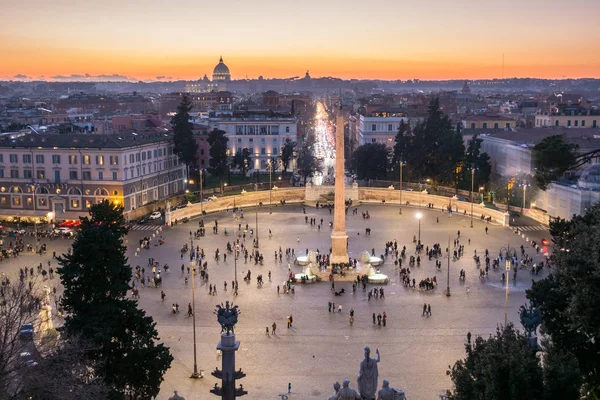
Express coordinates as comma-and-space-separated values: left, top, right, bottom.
156, 75, 165, 80
13, 74, 30, 79
48, 73, 136, 82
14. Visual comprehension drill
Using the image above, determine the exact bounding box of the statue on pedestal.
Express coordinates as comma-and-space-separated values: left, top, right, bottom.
215, 301, 240, 334
336, 379, 361, 400
328, 381, 341, 400
357, 347, 380, 400
377, 380, 406, 400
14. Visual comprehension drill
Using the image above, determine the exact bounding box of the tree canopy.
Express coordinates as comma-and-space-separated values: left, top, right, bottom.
533, 134, 578, 190
458, 133, 492, 191
449, 325, 544, 400
280, 138, 296, 177
393, 98, 465, 185
58, 200, 172, 399
296, 135, 321, 184
351, 143, 390, 180
527, 203, 600, 397
171, 95, 198, 172
207, 128, 229, 191
230, 147, 252, 177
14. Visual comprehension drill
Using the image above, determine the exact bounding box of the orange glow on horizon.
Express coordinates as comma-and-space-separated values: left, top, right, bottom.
1, 0, 599, 81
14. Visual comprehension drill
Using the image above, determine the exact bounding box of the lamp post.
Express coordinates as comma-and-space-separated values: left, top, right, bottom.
189, 233, 201, 379
233, 208, 238, 296
254, 184, 259, 249
31, 184, 38, 253
479, 186, 485, 203
469, 167, 476, 228
268, 160, 273, 214
416, 212, 422, 246
446, 233, 451, 297
199, 169, 203, 216
398, 159, 405, 214
499, 244, 517, 326
520, 182, 530, 214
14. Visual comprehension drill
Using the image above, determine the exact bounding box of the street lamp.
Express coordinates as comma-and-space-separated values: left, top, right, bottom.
199, 169, 204, 216
446, 233, 451, 297
499, 244, 517, 326
30, 184, 39, 253
268, 160, 273, 214
520, 182, 530, 214
398, 158, 405, 214
416, 212, 422, 246
189, 233, 201, 379
233, 210, 239, 296
254, 184, 259, 249
479, 186, 485, 203
469, 166, 477, 228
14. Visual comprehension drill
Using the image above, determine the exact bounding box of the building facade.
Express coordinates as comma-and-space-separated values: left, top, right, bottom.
462, 114, 517, 130
0, 133, 185, 220
358, 107, 409, 147
535, 114, 599, 128
209, 117, 298, 171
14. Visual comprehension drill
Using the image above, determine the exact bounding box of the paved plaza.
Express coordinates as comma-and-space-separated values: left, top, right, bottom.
1, 204, 552, 400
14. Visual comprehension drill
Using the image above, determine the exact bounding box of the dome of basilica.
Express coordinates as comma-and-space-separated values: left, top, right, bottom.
212, 56, 231, 81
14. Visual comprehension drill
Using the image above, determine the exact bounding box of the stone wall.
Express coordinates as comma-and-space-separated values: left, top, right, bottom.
359, 188, 509, 226
304, 183, 359, 202
169, 186, 509, 226
169, 188, 306, 221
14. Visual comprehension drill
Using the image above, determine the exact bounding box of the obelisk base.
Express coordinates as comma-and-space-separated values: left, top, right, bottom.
330, 232, 349, 264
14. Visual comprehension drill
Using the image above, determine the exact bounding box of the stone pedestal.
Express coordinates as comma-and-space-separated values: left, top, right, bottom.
210, 333, 247, 399
330, 232, 349, 264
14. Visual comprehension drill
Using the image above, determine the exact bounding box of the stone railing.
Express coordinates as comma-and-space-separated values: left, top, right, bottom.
359, 187, 509, 226
168, 185, 509, 226
169, 188, 306, 222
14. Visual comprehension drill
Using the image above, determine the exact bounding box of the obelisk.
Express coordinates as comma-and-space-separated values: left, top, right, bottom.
330, 103, 349, 265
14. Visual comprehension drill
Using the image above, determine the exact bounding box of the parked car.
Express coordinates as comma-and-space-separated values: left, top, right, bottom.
149, 211, 162, 220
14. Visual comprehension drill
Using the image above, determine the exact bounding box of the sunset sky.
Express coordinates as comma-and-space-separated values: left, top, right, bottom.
2, 0, 599, 81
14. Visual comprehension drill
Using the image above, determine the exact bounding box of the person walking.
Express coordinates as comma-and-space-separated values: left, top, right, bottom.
372, 313, 376, 324
161, 290, 166, 302
187, 303, 193, 317
272, 322, 277, 335
338, 304, 342, 313
328, 302, 332, 312
422, 303, 427, 316
427, 304, 431, 316
287, 316, 291, 328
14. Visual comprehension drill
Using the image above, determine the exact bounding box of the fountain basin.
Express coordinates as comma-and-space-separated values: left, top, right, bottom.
367, 273, 389, 284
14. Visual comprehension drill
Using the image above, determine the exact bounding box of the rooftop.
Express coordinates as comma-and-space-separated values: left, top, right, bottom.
0, 132, 173, 149
463, 114, 515, 121
474, 127, 600, 150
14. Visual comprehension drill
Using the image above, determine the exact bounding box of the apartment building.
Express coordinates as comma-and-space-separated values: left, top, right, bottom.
358, 107, 409, 147
535, 114, 599, 128
209, 116, 298, 171
0, 132, 185, 220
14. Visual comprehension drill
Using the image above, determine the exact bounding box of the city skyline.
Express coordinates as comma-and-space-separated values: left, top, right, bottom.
2, 0, 600, 81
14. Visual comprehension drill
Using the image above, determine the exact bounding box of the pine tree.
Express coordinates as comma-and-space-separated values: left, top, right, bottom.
58, 201, 173, 399
280, 138, 297, 177
207, 128, 229, 192
171, 95, 198, 178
